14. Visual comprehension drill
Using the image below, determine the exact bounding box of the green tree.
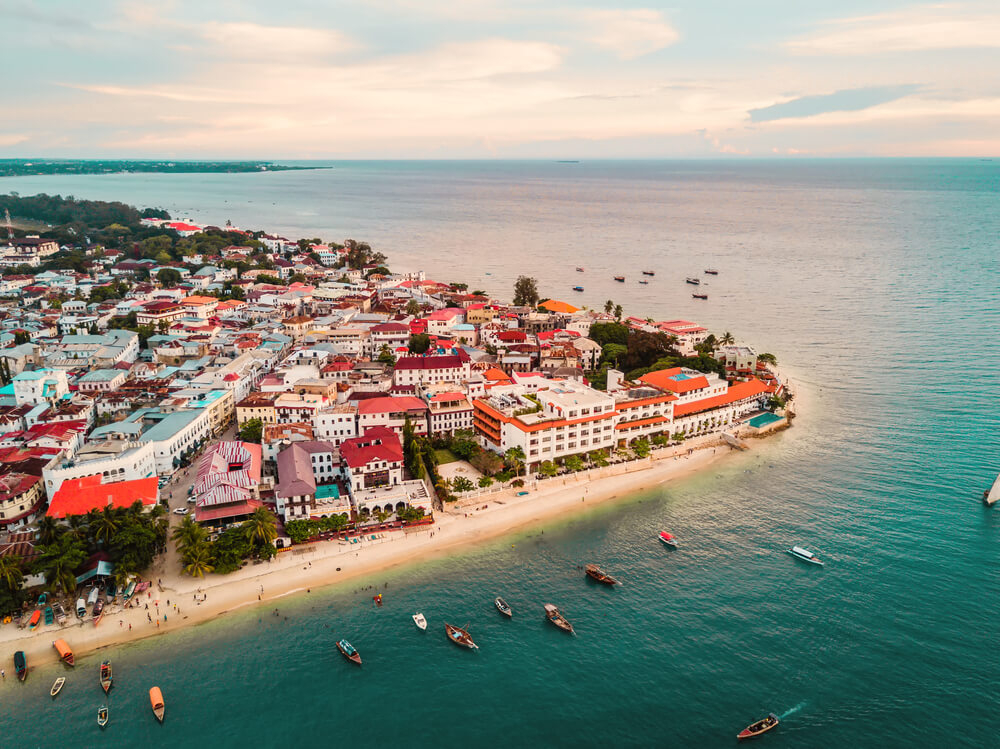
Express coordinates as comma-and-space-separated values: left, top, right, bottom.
471, 450, 503, 476
37, 515, 61, 545
452, 476, 475, 493
478, 475, 494, 488
377, 344, 396, 365
35, 533, 87, 593
0, 554, 23, 593
614, 304, 623, 321
405, 299, 421, 316
601, 343, 628, 367
538, 460, 558, 478
758, 352, 777, 365
589, 449, 609, 467
513, 275, 539, 307
564, 455, 584, 472
449, 430, 480, 461
13, 330, 31, 346
719, 331, 735, 346
408, 333, 431, 354
238, 418, 264, 443
156, 267, 181, 286
604, 299, 614, 314
588, 322, 628, 347
632, 438, 651, 458
91, 506, 120, 545
245, 507, 278, 547
504, 446, 526, 477
183, 545, 215, 578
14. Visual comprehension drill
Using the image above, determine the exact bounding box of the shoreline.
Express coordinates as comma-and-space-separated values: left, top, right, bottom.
1, 434, 751, 671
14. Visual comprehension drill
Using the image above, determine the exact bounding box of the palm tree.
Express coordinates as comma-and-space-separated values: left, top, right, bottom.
36, 534, 87, 593
505, 446, 526, 477
604, 300, 614, 315
67, 514, 88, 541
0, 554, 23, 592
37, 516, 60, 545
720, 331, 735, 346
91, 506, 120, 545
182, 545, 214, 578
244, 507, 277, 546
614, 304, 623, 321
171, 516, 206, 555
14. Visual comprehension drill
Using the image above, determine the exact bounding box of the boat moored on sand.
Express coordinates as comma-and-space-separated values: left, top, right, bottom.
337, 639, 362, 666
495, 597, 512, 617
584, 564, 620, 586
93, 597, 105, 626
787, 546, 824, 566
53, 639, 74, 667
14, 650, 27, 681
543, 604, 574, 633
737, 713, 778, 740
658, 531, 678, 548
445, 623, 478, 649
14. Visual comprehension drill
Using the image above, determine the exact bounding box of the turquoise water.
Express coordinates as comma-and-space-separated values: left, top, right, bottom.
1, 160, 999, 747
747, 413, 783, 428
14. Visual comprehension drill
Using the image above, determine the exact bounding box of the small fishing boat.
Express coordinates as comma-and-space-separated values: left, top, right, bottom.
658, 531, 678, 548
92, 598, 105, 626
54, 601, 67, 625
737, 713, 779, 740
98, 705, 109, 729
638, 280, 649, 285
692, 293, 708, 300
123, 580, 137, 603
76, 598, 87, 619
28, 609, 41, 630
983, 471, 1000, 506
50, 677, 65, 698
685, 277, 700, 285
445, 623, 478, 649
373, 593, 383, 607
614, 276, 625, 282
53, 638, 75, 667
14, 650, 27, 682
149, 686, 165, 723
38, 592, 48, 606
87, 587, 99, 607
584, 564, 620, 586
572, 286, 584, 292
642, 270, 655, 276
100, 660, 113, 693
704, 268, 719, 275
44, 605, 53, 625
494, 597, 512, 618
544, 604, 574, 633
787, 546, 824, 566
576, 267, 584, 272
337, 639, 362, 666
412, 613, 427, 630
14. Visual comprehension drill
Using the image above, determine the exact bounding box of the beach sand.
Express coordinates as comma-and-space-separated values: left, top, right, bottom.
1, 436, 743, 669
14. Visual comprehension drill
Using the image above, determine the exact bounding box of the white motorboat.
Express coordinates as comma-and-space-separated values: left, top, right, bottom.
412, 613, 427, 630
787, 546, 824, 566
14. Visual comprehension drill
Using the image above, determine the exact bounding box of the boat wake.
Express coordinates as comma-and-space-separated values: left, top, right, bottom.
779, 702, 806, 720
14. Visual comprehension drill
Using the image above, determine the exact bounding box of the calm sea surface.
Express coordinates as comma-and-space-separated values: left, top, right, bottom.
1, 160, 999, 747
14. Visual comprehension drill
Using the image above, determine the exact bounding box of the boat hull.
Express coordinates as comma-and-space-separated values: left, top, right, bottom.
787, 550, 824, 566
659, 536, 677, 548
737, 715, 779, 740
584, 565, 619, 585
445, 623, 478, 649
337, 642, 362, 666
14, 651, 27, 682
495, 598, 513, 617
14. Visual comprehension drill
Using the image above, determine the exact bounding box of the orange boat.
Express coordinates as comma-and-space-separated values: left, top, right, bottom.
149, 686, 165, 723
53, 639, 74, 667
28, 609, 41, 630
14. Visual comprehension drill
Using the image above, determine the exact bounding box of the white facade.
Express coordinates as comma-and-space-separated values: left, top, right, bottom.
42, 440, 157, 497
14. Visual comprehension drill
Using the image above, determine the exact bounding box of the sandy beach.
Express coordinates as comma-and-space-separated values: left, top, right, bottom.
1, 435, 746, 670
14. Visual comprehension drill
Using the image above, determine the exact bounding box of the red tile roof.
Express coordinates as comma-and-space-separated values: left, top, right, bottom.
47, 476, 158, 518
356, 396, 426, 415
672, 379, 769, 418
340, 427, 403, 468
638, 368, 710, 394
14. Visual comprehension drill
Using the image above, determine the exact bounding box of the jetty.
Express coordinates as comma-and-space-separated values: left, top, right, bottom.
722, 432, 749, 451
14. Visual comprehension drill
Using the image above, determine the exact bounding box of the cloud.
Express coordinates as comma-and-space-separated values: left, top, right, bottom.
749, 85, 921, 122
0, 133, 29, 147
786, 4, 1000, 55
579, 9, 679, 59
198, 22, 358, 60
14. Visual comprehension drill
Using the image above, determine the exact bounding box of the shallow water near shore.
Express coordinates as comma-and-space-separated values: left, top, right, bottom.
1, 160, 999, 747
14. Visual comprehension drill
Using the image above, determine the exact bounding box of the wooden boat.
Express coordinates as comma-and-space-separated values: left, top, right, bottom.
685, 277, 700, 285
53, 638, 75, 667
787, 546, 824, 566
412, 613, 427, 630
93, 598, 105, 626
28, 609, 41, 630
123, 580, 137, 603
86, 587, 99, 607
76, 597, 87, 619
54, 601, 67, 624
572, 286, 584, 292
642, 270, 655, 276
983, 471, 1000, 506
638, 280, 649, 284
445, 623, 478, 649
658, 531, 678, 548
584, 564, 620, 586
149, 687, 165, 722
50, 677, 65, 698
494, 597, 512, 618
14, 650, 27, 682
692, 293, 708, 300
544, 604, 574, 633
704, 269, 719, 275
337, 639, 362, 666
737, 713, 778, 740
44, 605, 53, 624
576, 267, 584, 272
100, 660, 113, 693
98, 705, 109, 729
613, 276, 625, 282
38, 592, 48, 606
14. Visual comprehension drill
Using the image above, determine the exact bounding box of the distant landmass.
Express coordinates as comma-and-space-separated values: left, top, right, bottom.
0, 159, 326, 178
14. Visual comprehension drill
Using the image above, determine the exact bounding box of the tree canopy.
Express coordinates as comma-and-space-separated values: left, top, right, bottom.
513, 275, 539, 307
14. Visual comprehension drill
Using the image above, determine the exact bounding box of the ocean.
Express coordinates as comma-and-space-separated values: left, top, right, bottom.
1, 160, 998, 747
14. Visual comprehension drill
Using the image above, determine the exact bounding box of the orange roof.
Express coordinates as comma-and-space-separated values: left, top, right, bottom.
615, 415, 669, 430
474, 399, 615, 433
481, 367, 512, 383
638, 368, 709, 393
47, 475, 158, 518
672, 379, 769, 418
538, 299, 579, 314
182, 295, 217, 305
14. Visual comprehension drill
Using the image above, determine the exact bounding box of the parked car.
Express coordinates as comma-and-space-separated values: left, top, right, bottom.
172, 507, 188, 515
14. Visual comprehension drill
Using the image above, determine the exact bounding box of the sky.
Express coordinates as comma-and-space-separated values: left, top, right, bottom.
2, 0, 999, 158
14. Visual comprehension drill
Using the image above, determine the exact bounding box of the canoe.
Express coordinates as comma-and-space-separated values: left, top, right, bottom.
14, 650, 27, 682
50, 677, 65, 698
149, 686, 165, 723
100, 660, 113, 693
28, 609, 41, 630
658, 531, 678, 548
337, 639, 362, 666
53, 638, 75, 667
495, 597, 512, 618
584, 564, 620, 586
737, 713, 779, 740
412, 613, 427, 630
544, 604, 574, 633
98, 705, 109, 729
445, 623, 478, 649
